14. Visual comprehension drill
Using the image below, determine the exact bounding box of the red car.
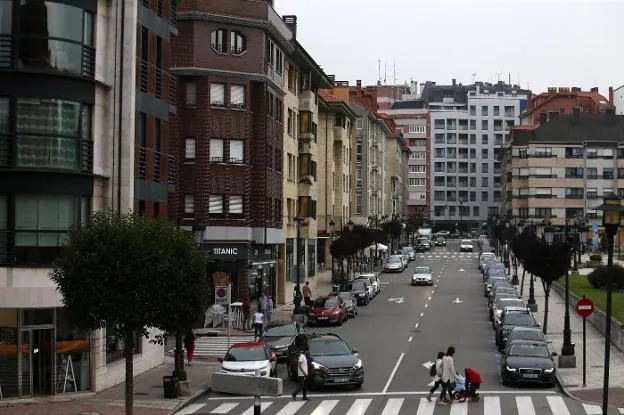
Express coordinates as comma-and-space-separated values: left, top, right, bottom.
307, 295, 348, 325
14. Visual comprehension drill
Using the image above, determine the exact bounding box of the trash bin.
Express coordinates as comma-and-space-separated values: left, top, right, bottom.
332, 284, 340, 292
162, 376, 178, 399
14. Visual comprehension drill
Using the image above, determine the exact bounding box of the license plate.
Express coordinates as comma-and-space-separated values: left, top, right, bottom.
317, 317, 328, 320
334, 378, 349, 383
522, 373, 539, 378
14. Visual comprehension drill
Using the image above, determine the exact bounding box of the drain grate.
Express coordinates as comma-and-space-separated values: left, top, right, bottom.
134, 392, 149, 396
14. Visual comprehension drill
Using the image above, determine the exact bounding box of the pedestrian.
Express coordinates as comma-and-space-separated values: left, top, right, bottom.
253, 307, 264, 340
183, 329, 195, 366
266, 295, 274, 323
302, 281, 312, 306
291, 349, 309, 401
426, 352, 445, 401
260, 292, 269, 314
241, 297, 251, 330
438, 346, 457, 405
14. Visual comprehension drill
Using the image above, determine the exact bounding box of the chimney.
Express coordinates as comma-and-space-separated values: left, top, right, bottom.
356, 80, 362, 92
539, 112, 547, 125
590, 87, 599, 94
328, 74, 335, 83
282, 15, 297, 39
572, 106, 581, 124
609, 86, 614, 105
452, 78, 456, 86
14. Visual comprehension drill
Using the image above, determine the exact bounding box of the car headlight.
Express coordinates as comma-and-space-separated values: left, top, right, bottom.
358, 293, 365, 297
311, 361, 328, 372
353, 359, 362, 369
505, 365, 517, 372
544, 367, 554, 373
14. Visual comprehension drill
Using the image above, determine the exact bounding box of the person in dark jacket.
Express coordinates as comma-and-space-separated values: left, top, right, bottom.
184, 329, 196, 366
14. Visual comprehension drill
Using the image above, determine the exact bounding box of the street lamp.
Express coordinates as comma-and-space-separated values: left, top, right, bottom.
293, 216, 305, 315
329, 219, 335, 285
595, 195, 624, 415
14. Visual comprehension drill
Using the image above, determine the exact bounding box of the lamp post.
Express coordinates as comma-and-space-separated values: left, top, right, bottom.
293, 216, 304, 315
596, 195, 624, 415
329, 219, 335, 285
526, 219, 538, 312
346, 219, 354, 289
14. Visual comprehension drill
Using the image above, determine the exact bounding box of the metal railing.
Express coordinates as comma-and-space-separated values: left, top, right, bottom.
80, 139, 93, 173
167, 155, 175, 184
0, 230, 12, 265
139, 60, 148, 92
153, 152, 161, 182
0, 35, 12, 68
155, 67, 162, 98
137, 147, 147, 178
169, 74, 176, 105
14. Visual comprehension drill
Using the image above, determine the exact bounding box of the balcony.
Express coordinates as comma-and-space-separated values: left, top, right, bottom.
333, 126, 346, 142
299, 90, 317, 112
298, 177, 314, 196
298, 136, 316, 154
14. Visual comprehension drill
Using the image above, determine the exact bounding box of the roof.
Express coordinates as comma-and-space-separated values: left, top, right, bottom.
522, 90, 612, 117
318, 89, 357, 119
391, 100, 425, 110
230, 342, 266, 348
318, 89, 341, 103
513, 113, 624, 145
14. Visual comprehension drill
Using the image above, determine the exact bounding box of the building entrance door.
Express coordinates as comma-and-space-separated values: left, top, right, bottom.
20, 328, 54, 396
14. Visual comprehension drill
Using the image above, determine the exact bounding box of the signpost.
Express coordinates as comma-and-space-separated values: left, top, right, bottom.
575, 296, 594, 387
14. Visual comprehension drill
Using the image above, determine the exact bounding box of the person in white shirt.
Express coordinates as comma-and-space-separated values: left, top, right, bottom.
438, 346, 458, 405
426, 351, 446, 401
291, 350, 309, 401
253, 307, 264, 340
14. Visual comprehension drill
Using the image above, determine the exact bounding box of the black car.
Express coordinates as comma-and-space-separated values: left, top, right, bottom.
503, 327, 547, 354
347, 280, 369, 305
287, 333, 363, 388
496, 309, 539, 350
261, 322, 302, 360
501, 340, 556, 387
434, 236, 446, 246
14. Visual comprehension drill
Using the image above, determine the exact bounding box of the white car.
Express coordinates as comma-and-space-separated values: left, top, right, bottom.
460, 239, 474, 252
412, 266, 433, 286
218, 342, 277, 377
479, 252, 496, 270
357, 273, 380, 296
384, 255, 405, 272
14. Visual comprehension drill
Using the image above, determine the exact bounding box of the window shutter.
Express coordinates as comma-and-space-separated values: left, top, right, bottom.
519, 188, 529, 196
603, 148, 614, 157
209, 195, 223, 213
184, 195, 194, 213
210, 139, 223, 161
229, 140, 244, 162
535, 188, 552, 195
185, 138, 195, 159
230, 85, 245, 106
210, 84, 225, 105
519, 168, 529, 176
535, 167, 552, 176
229, 195, 243, 214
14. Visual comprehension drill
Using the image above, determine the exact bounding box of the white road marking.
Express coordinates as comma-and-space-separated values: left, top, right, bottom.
420, 312, 424, 317
380, 398, 404, 415
175, 404, 207, 414
414, 323, 419, 329
428, 296, 432, 300
205, 390, 558, 400
382, 353, 405, 393
345, 398, 373, 415
241, 402, 273, 415
275, 401, 306, 415
210, 402, 239, 413
449, 400, 468, 414
484, 396, 501, 415
425, 303, 428, 308
546, 396, 571, 415
310, 399, 338, 415
415, 397, 436, 415
408, 336, 413, 342
582, 403, 602, 414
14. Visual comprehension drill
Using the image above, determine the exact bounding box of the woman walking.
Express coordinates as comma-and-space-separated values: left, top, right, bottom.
183, 329, 196, 366
426, 352, 445, 402
438, 346, 457, 405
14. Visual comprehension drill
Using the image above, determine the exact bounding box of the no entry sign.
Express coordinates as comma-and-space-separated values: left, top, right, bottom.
576, 297, 594, 318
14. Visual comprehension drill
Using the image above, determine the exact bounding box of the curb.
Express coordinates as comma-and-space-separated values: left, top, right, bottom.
555, 365, 623, 411
169, 386, 212, 415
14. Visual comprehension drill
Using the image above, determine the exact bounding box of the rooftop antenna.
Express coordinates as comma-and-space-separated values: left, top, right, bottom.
384, 63, 387, 84
378, 59, 381, 84
496, 72, 502, 83
393, 61, 397, 101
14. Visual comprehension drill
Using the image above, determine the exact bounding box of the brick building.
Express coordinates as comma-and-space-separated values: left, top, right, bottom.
519, 87, 611, 126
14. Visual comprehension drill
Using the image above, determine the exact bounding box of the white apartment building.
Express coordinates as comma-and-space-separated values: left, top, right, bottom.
614, 85, 624, 115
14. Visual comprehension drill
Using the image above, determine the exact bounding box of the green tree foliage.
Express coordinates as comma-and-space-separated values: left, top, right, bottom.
50, 210, 207, 415
404, 213, 423, 236
588, 265, 624, 290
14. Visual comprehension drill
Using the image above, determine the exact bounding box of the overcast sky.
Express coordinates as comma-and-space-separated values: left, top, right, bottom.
273, 0, 623, 96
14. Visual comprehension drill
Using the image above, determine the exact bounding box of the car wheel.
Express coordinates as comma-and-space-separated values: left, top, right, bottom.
354, 382, 362, 389
502, 378, 510, 387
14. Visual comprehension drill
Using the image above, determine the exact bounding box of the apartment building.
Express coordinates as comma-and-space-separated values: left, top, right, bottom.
379, 114, 410, 216
0, 0, 172, 397
503, 108, 624, 230
317, 90, 356, 275
520, 87, 611, 126
614, 85, 624, 115
426, 80, 529, 231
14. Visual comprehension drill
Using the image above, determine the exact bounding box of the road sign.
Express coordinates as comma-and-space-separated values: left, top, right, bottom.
215, 285, 229, 305
576, 297, 594, 318
452, 297, 463, 304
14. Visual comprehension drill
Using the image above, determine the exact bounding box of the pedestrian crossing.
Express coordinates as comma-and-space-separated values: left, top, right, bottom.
417, 252, 480, 260
169, 335, 256, 359
178, 394, 622, 415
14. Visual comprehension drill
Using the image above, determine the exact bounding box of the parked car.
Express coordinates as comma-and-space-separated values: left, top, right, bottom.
501, 340, 556, 387
307, 295, 348, 326
479, 252, 496, 270
460, 239, 474, 252
335, 291, 358, 317
496, 308, 539, 350
503, 327, 547, 354
491, 296, 526, 326
261, 322, 302, 360
347, 280, 370, 305
412, 266, 433, 286
434, 235, 447, 246
356, 273, 379, 296
384, 255, 405, 272
287, 333, 364, 388
400, 247, 415, 262
218, 342, 277, 377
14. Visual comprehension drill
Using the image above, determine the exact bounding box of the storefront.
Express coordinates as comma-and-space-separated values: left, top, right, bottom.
203, 243, 277, 303
0, 308, 90, 399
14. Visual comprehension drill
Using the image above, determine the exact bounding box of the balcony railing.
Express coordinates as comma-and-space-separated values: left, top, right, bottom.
0, 34, 14, 68
138, 147, 147, 178
169, 74, 176, 106
80, 139, 93, 173
154, 152, 161, 182
0, 230, 12, 265
140, 60, 148, 92
170, 0, 177, 27
167, 155, 175, 184
155, 67, 163, 99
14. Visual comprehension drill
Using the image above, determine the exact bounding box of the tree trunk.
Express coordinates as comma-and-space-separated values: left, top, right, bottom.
124, 331, 135, 415
173, 332, 187, 381
542, 290, 549, 334
520, 268, 526, 296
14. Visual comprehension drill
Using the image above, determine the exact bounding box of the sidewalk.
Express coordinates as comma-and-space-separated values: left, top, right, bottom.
0, 356, 220, 415
270, 269, 335, 322
514, 256, 624, 406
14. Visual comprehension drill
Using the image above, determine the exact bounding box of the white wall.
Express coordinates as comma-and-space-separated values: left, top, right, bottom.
614, 86, 624, 115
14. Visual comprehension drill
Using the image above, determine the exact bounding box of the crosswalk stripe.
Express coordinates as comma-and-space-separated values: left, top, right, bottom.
210, 402, 239, 413
516, 396, 536, 415
275, 401, 306, 415
380, 398, 404, 415
174, 403, 206, 415
345, 398, 373, 415
415, 397, 436, 415
581, 403, 602, 414
310, 399, 339, 415
449, 401, 468, 415
241, 401, 273, 415
484, 396, 501, 415
546, 396, 571, 415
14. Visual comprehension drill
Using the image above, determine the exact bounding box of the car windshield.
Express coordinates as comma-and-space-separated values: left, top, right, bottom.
481, 254, 495, 261
338, 292, 353, 302
461, 240, 472, 244
436, 236, 445, 241
493, 287, 515, 294
401, 248, 410, 254
512, 330, 545, 342
264, 325, 296, 337
415, 267, 431, 274
349, 281, 365, 290
487, 278, 507, 285
509, 344, 549, 358
313, 297, 339, 308
418, 238, 428, 244
388, 256, 402, 263
309, 338, 352, 356
505, 313, 536, 326
497, 300, 525, 310
224, 346, 267, 362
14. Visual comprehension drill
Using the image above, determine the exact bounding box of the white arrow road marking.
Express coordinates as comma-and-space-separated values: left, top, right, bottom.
428, 296, 432, 300
422, 361, 434, 369
387, 297, 401, 302
380, 281, 390, 285
453, 297, 463, 304
425, 303, 428, 308
458, 268, 466, 272
395, 298, 405, 304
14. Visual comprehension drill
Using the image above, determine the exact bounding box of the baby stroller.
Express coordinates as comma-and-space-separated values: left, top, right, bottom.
452, 369, 481, 402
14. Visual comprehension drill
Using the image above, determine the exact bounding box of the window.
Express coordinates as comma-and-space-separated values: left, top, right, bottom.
287, 109, 293, 135
566, 168, 583, 178
535, 167, 552, 177
434, 119, 445, 129
266, 39, 274, 65
481, 120, 488, 130
409, 165, 426, 173
356, 118, 363, 129
482, 134, 488, 145
210, 138, 224, 162
185, 83, 196, 106
469, 106, 476, 116
230, 85, 245, 108
287, 153, 295, 180
481, 191, 489, 201
409, 178, 425, 186
229, 195, 243, 215
185, 138, 195, 160
211, 29, 226, 53
154, 119, 161, 152
209, 195, 224, 215
482, 163, 488, 173
355, 193, 362, 215
225, 139, 243, 163
482, 106, 488, 116
493, 106, 500, 116
184, 195, 194, 214
275, 48, 283, 74
355, 168, 362, 188
481, 149, 488, 159
409, 125, 425, 133
415, 139, 426, 146
210, 83, 225, 106
14, 98, 92, 171
565, 188, 584, 198
481, 177, 488, 186
603, 168, 614, 179
519, 167, 529, 177
230, 31, 246, 54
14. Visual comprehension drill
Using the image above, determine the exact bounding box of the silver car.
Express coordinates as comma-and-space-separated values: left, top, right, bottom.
412, 266, 433, 286
384, 255, 405, 272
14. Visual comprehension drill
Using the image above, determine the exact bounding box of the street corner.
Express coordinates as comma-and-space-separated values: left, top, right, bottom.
566, 387, 624, 408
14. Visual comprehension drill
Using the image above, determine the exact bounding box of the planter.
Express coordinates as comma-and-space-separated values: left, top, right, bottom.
584, 261, 603, 268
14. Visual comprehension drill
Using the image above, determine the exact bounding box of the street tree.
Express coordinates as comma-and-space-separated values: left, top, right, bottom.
330, 231, 360, 288
382, 219, 403, 252
50, 210, 207, 415
511, 228, 539, 296
405, 213, 424, 244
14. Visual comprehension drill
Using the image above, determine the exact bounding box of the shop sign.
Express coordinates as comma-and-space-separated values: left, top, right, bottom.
204, 244, 248, 261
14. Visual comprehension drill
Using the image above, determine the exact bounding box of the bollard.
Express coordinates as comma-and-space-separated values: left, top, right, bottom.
254, 395, 261, 415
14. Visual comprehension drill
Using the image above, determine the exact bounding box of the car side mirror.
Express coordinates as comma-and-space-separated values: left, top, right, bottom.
352, 348, 358, 354
536, 323, 541, 328
551, 352, 558, 357
217, 357, 224, 363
